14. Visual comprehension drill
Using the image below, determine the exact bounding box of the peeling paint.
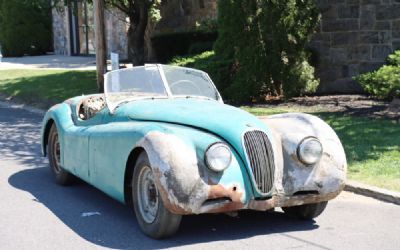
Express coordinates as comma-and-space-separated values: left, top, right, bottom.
259, 113, 347, 197
132, 113, 347, 215
135, 131, 246, 214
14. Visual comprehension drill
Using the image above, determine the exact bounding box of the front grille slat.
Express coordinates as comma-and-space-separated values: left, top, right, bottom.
243, 130, 275, 195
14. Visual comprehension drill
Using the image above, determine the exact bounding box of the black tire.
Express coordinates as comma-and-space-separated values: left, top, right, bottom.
48, 124, 75, 185
282, 201, 328, 220
132, 152, 182, 239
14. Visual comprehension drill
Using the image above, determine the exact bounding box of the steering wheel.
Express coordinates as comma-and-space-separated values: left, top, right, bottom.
169, 80, 202, 95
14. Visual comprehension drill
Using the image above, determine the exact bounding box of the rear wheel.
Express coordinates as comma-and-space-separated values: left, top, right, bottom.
48, 124, 75, 185
132, 152, 182, 239
282, 201, 328, 220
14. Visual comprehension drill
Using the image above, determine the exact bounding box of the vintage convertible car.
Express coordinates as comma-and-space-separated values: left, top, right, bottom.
41, 64, 346, 238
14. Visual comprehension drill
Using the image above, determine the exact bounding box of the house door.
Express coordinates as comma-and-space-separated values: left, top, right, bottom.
69, 0, 96, 55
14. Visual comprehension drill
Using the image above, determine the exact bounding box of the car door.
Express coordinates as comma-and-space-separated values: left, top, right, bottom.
63, 107, 106, 183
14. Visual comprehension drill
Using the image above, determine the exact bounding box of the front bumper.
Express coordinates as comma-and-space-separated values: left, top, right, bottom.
163, 183, 344, 215
248, 189, 343, 211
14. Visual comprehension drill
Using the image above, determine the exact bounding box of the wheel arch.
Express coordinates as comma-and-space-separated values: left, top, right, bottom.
124, 146, 145, 205
42, 119, 55, 157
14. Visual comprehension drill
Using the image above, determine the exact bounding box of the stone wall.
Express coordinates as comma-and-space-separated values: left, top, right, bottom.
311, 0, 400, 94
104, 9, 129, 59
51, 0, 217, 60
52, 6, 70, 55
52, 5, 128, 59
155, 0, 217, 33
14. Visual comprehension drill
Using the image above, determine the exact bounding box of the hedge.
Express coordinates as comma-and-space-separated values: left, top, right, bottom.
0, 0, 52, 57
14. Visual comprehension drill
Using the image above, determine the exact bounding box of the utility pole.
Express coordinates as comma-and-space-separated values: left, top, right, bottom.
94, 0, 107, 93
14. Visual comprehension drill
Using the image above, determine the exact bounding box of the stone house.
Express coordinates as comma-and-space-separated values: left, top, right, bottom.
52, 0, 217, 60
52, 0, 400, 94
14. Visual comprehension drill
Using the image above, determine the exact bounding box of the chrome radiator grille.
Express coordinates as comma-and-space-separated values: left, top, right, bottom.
243, 130, 275, 194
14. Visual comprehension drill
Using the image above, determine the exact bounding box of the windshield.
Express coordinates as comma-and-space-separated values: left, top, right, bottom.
162, 65, 220, 100
104, 64, 221, 112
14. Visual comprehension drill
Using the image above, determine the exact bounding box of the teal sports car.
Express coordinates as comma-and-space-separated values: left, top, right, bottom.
41, 64, 347, 239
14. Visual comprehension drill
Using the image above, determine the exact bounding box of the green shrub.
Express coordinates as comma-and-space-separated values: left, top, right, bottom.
355, 50, 400, 99
0, 0, 52, 57
151, 31, 218, 63
213, 0, 320, 103
355, 65, 400, 99
386, 50, 400, 66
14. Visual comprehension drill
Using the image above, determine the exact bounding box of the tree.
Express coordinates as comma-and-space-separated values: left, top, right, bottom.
0, 0, 52, 57
214, 0, 320, 103
104, 0, 161, 65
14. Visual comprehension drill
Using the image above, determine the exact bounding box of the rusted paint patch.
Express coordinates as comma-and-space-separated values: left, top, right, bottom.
203, 184, 245, 213
208, 184, 242, 202
248, 189, 343, 211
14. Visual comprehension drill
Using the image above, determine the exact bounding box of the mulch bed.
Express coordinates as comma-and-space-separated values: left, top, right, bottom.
259, 95, 400, 121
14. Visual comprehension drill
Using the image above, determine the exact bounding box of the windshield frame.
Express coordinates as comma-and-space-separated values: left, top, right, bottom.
104, 64, 223, 113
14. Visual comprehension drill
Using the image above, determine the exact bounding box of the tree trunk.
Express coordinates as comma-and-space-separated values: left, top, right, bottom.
144, 19, 156, 62
94, 0, 106, 93
128, 3, 149, 65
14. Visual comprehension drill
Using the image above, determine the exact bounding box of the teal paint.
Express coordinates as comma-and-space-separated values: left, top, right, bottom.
41, 97, 261, 205
41, 95, 346, 213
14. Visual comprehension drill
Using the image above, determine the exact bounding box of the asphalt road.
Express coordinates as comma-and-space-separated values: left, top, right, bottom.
1, 103, 400, 250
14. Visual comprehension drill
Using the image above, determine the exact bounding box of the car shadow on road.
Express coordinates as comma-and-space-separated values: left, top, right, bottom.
9, 167, 319, 249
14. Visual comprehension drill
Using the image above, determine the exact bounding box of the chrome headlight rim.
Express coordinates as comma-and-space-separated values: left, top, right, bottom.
204, 142, 232, 172
297, 136, 323, 166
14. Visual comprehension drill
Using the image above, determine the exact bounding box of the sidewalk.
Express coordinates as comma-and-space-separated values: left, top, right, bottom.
0, 54, 97, 70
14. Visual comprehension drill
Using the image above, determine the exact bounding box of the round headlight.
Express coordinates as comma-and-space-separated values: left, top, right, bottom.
297, 137, 323, 165
205, 143, 232, 172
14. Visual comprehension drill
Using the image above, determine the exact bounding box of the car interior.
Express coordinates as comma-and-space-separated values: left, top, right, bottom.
78, 95, 106, 120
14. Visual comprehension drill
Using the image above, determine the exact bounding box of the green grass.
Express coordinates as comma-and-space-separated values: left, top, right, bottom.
0, 69, 97, 108
244, 106, 400, 192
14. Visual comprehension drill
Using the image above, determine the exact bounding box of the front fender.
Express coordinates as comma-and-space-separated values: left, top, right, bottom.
260, 113, 347, 197
134, 129, 252, 215
41, 103, 74, 156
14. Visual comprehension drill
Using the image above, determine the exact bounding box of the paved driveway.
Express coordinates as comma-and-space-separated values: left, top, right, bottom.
0, 55, 96, 70
1, 103, 400, 250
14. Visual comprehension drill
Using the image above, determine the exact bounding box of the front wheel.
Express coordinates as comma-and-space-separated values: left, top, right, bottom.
48, 124, 75, 185
132, 152, 182, 239
282, 201, 328, 220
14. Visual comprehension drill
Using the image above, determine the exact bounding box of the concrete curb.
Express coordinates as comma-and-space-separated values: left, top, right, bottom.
345, 181, 400, 205
1, 99, 399, 206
